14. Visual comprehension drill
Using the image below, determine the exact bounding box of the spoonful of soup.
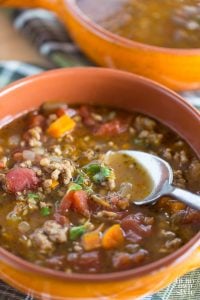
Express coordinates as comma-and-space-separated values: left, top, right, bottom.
105, 151, 200, 210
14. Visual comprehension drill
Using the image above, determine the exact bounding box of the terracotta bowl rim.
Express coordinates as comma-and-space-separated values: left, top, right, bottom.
66, 0, 200, 55
0, 67, 199, 282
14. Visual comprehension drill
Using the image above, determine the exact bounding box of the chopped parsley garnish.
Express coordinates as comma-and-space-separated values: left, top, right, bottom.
68, 183, 82, 192
41, 207, 51, 217
28, 193, 40, 200
69, 225, 87, 241
83, 163, 113, 184
75, 174, 86, 185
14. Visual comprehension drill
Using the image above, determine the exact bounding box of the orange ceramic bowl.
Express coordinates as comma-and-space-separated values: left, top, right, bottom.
1, 0, 200, 91
0, 68, 199, 300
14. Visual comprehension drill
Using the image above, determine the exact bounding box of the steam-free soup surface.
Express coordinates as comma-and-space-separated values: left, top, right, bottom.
78, 0, 200, 48
0, 103, 199, 274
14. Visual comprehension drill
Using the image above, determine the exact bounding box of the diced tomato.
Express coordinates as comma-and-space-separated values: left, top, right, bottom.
95, 116, 132, 136
46, 255, 65, 268
121, 213, 153, 237
6, 167, 39, 193
0, 161, 5, 169
56, 108, 67, 117
13, 152, 23, 162
183, 208, 200, 224
28, 114, 45, 129
72, 190, 90, 217
79, 105, 97, 127
59, 190, 89, 217
112, 249, 148, 270
157, 197, 186, 214
59, 191, 74, 214
56, 108, 77, 118
54, 213, 69, 226
67, 251, 101, 272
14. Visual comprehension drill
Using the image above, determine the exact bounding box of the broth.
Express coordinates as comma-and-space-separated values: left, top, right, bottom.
78, 0, 200, 48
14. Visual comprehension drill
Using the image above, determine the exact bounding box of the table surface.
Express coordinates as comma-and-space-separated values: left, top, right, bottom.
0, 10, 49, 66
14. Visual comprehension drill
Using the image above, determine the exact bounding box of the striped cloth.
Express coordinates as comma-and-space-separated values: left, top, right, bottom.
0, 8, 199, 300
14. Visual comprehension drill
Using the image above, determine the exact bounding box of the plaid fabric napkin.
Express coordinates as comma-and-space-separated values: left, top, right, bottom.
0, 8, 199, 300
12, 9, 91, 67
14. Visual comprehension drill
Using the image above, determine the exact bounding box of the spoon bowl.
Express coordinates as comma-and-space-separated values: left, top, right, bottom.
106, 150, 200, 210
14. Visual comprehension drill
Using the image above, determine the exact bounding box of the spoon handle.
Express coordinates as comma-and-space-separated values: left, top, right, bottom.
169, 187, 200, 210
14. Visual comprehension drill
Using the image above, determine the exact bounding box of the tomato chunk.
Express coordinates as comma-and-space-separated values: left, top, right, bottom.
6, 167, 39, 193
67, 251, 101, 272
28, 114, 45, 129
72, 190, 90, 217
54, 213, 69, 226
112, 249, 148, 270
79, 105, 97, 127
95, 116, 132, 136
59, 191, 74, 214
0, 161, 5, 169
59, 190, 89, 217
183, 208, 200, 224
121, 213, 153, 237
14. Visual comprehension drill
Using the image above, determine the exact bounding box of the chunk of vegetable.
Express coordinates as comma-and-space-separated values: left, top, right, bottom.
51, 180, 59, 189
112, 249, 148, 270
83, 163, 113, 184
82, 225, 103, 251
0, 161, 5, 169
102, 224, 124, 249
72, 190, 90, 217
47, 115, 75, 138
28, 114, 45, 129
41, 207, 51, 216
59, 190, 90, 217
74, 174, 85, 185
68, 183, 82, 193
79, 105, 97, 127
59, 191, 74, 214
121, 213, 153, 237
69, 225, 87, 241
54, 213, 69, 226
95, 116, 132, 136
84, 163, 100, 176
93, 166, 112, 183
6, 168, 39, 193
67, 251, 101, 272
28, 193, 40, 200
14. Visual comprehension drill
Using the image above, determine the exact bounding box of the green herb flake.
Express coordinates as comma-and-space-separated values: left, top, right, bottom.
41, 207, 51, 217
68, 183, 82, 193
93, 166, 112, 183
85, 185, 94, 194
75, 174, 85, 185
83, 163, 112, 184
28, 193, 40, 200
83, 163, 101, 176
69, 225, 86, 241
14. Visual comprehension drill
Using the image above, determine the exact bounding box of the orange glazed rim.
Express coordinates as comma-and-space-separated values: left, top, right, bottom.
67, 0, 200, 55
0, 68, 199, 283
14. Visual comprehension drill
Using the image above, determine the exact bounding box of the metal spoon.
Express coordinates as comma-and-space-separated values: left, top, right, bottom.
105, 150, 200, 210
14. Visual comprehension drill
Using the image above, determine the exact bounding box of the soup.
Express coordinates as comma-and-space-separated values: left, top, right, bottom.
0, 103, 199, 274
78, 0, 200, 48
